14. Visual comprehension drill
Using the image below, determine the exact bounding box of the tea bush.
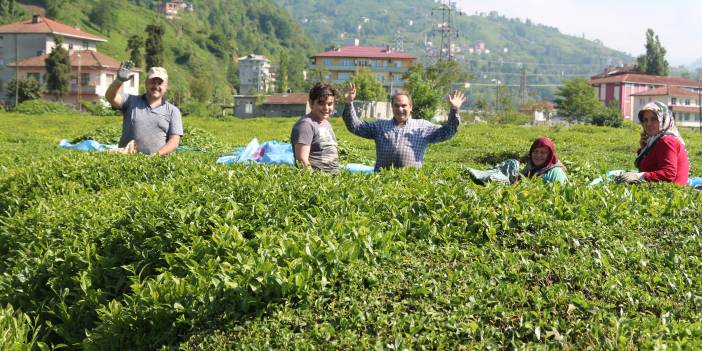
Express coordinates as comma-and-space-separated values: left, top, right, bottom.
1, 114, 701, 349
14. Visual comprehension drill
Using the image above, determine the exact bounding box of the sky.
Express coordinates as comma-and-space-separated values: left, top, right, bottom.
454, 0, 702, 66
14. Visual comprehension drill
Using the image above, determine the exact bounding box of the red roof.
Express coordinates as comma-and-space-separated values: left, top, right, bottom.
0, 16, 106, 41
313, 45, 416, 60
263, 93, 309, 105
630, 85, 700, 97
589, 72, 701, 87
8, 50, 140, 71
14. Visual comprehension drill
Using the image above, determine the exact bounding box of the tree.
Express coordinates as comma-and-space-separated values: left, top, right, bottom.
636, 29, 669, 76
402, 65, 443, 120
402, 61, 471, 119
127, 35, 144, 68
89, 0, 118, 34
45, 36, 71, 100
0, 0, 26, 22
144, 24, 165, 70
45, 0, 67, 19
592, 100, 624, 128
6, 77, 43, 103
349, 68, 386, 101
277, 50, 289, 93
553, 78, 602, 123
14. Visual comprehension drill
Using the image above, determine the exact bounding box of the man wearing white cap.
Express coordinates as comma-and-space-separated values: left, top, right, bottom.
106, 61, 183, 155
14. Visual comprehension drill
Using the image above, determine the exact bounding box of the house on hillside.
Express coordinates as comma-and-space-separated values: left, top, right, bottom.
0, 15, 139, 105
309, 42, 416, 95
8, 50, 140, 105
238, 54, 276, 94
589, 69, 702, 124
160, 0, 194, 19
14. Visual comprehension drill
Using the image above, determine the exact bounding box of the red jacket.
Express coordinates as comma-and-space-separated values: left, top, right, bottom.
639, 135, 689, 185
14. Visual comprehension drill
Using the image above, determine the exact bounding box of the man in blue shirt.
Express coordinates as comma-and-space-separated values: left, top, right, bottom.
342, 83, 465, 171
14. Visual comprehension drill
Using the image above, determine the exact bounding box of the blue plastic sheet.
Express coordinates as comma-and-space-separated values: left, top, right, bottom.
59, 139, 116, 151
217, 138, 373, 173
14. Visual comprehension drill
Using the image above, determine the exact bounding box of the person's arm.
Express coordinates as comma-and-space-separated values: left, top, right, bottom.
106, 61, 135, 109
158, 135, 181, 156
426, 90, 464, 143
294, 143, 311, 168
341, 83, 376, 139
541, 167, 568, 184
641, 137, 680, 182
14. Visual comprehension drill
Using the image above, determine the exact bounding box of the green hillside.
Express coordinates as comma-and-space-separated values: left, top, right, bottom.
14, 0, 318, 105
275, 0, 634, 101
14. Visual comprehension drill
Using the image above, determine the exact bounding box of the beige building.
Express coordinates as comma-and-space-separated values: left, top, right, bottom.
309, 44, 416, 94
0, 15, 139, 105
238, 54, 276, 94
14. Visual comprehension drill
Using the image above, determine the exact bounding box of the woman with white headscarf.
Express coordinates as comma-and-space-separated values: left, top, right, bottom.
616, 101, 689, 185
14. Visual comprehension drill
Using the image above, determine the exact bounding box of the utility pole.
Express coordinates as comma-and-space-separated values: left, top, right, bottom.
15, 34, 19, 107
519, 64, 528, 105
430, 0, 463, 62
77, 52, 81, 111
698, 79, 701, 132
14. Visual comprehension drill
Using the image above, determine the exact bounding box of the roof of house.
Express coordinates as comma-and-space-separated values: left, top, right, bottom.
0, 16, 106, 41
589, 72, 701, 87
313, 45, 416, 60
8, 50, 141, 71
630, 85, 700, 97
263, 93, 309, 105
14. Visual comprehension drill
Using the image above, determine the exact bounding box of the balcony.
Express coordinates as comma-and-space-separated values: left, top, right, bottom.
309, 64, 409, 73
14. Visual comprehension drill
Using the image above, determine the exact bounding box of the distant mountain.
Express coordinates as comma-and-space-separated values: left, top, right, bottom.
688, 58, 702, 70
274, 0, 634, 101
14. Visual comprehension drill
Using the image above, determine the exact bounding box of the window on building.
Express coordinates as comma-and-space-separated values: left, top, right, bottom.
83, 41, 89, 50
81, 73, 90, 86
376, 74, 385, 82
106, 74, 115, 84
68, 43, 73, 50
341, 59, 353, 67
685, 99, 690, 106
671, 97, 677, 105
639, 98, 644, 105
337, 72, 351, 81
323, 58, 333, 66
27, 72, 41, 82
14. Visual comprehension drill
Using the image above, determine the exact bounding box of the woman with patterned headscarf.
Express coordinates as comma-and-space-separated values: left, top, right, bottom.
521, 136, 568, 184
616, 101, 689, 185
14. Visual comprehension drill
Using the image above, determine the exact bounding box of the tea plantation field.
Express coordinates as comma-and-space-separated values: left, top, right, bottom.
1, 113, 701, 350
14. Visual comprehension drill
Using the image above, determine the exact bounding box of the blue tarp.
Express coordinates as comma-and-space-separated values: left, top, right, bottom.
217, 138, 374, 173
59, 139, 117, 151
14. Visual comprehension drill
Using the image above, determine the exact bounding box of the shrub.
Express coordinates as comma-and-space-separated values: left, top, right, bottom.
81, 99, 119, 116
489, 110, 532, 125
15, 99, 68, 115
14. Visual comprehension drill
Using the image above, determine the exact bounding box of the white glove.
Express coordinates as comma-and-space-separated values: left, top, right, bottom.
615, 172, 645, 184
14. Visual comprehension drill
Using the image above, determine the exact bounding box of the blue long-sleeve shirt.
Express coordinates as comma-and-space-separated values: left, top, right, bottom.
342, 103, 460, 172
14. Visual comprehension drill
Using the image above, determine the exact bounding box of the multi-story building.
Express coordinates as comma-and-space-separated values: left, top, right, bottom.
0, 15, 139, 105
9, 49, 140, 105
309, 43, 416, 95
238, 54, 275, 94
160, 0, 194, 20
589, 70, 702, 123
630, 85, 702, 128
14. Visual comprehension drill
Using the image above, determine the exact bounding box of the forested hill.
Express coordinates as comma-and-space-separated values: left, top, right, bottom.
274, 0, 634, 100
12, 0, 318, 104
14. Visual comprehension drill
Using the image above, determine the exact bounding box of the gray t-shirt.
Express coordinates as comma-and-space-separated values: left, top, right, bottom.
290, 115, 339, 173
118, 95, 184, 155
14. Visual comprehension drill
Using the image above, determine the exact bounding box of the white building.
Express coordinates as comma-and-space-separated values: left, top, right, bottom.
630, 85, 702, 128
238, 54, 275, 94
0, 15, 139, 105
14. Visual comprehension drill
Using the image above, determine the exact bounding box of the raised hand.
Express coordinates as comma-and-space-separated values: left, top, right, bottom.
344, 82, 357, 102
116, 61, 135, 82
615, 172, 644, 184
448, 90, 466, 111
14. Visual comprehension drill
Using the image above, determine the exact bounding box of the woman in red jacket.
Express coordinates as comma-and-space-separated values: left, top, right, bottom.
616, 101, 689, 185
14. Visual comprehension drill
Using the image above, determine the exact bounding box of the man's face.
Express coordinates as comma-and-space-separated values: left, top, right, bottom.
309, 96, 335, 121
145, 77, 168, 101
392, 95, 412, 123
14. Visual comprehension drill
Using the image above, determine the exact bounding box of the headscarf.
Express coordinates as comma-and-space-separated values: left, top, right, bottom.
635, 101, 684, 168
521, 136, 565, 177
